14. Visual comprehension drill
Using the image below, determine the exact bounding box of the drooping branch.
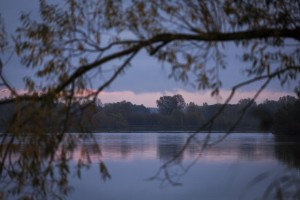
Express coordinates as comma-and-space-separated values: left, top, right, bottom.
149, 65, 300, 186
53, 28, 300, 93
1, 27, 299, 106
168, 65, 300, 160
1, 1, 299, 198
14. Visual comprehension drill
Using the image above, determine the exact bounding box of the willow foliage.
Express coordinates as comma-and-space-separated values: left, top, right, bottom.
0, 0, 300, 199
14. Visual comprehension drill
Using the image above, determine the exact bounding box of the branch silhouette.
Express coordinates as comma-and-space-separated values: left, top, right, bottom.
149, 66, 299, 186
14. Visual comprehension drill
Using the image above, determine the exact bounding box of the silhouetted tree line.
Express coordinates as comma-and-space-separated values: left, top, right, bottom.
0, 95, 299, 134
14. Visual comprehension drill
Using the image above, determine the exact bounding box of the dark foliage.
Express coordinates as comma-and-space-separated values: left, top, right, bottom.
273, 99, 300, 135
1, 95, 298, 133
156, 94, 186, 115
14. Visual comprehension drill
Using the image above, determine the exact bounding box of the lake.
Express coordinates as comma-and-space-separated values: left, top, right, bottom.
1, 132, 299, 199
65, 132, 300, 200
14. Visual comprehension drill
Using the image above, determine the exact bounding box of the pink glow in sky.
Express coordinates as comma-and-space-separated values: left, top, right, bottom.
99, 89, 295, 107
0, 1, 298, 107
0, 88, 295, 107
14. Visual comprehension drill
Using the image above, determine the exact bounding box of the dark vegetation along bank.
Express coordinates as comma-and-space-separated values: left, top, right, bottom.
0, 94, 299, 134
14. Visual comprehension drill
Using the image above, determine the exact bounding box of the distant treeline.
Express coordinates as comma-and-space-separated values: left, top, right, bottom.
0, 95, 299, 134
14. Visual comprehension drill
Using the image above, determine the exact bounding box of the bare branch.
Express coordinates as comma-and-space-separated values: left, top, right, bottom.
149, 66, 300, 186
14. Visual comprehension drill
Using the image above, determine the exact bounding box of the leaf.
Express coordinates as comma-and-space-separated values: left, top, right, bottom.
275, 185, 283, 200
77, 43, 84, 50
221, 42, 225, 49
251, 41, 258, 53
99, 162, 111, 181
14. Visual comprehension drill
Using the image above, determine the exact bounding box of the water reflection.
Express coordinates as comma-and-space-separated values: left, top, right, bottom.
75, 133, 300, 200
71, 133, 299, 200
274, 136, 300, 169
93, 133, 157, 160
73, 133, 276, 163
2, 132, 300, 200
247, 135, 300, 200
157, 134, 184, 161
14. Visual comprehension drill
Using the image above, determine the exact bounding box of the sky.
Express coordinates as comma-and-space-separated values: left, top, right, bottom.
0, 0, 298, 107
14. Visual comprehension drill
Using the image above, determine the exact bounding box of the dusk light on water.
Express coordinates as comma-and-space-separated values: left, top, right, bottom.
0, 1, 300, 199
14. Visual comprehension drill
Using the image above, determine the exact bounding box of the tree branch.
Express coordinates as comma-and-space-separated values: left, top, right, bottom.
1, 28, 299, 106
149, 66, 300, 186
54, 28, 300, 94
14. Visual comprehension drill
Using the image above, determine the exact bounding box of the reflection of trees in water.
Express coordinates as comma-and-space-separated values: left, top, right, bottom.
97, 134, 151, 159
157, 135, 184, 161
237, 137, 256, 159
121, 135, 132, 157
98, 134, 132, 158
236, 136, 276, 161
0, 135, 107, 200
254, 136, 300, 200
188, 134, 275, 161
274, 136, 300, 169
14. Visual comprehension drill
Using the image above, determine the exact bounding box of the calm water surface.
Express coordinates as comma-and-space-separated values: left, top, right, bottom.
68, 132, 300, 200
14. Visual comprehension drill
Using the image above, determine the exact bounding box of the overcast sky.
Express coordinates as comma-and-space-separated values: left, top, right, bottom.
0, 0, 298, 107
